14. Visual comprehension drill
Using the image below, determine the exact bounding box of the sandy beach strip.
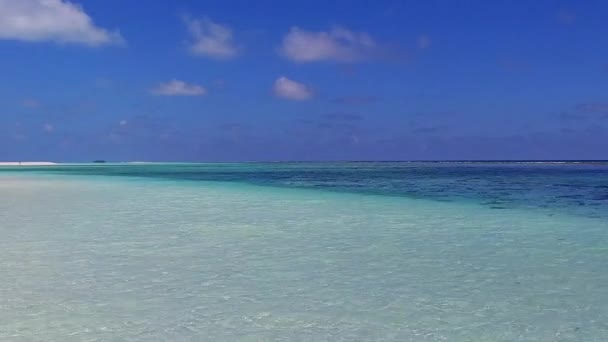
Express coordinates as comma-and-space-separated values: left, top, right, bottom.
0, 162, 57, 166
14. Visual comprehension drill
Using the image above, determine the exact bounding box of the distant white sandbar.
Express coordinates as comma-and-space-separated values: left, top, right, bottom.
0, 162, 57, 166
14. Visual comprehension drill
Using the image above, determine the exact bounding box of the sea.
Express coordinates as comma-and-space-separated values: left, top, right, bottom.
1, 162, 607, 341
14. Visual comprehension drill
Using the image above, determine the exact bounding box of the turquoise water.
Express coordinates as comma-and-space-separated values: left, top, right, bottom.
5, 162, 608, 218
1, 163, 607, 341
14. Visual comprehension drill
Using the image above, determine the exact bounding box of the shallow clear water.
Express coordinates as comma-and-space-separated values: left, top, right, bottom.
1, 163, 607, 341
4, 162, 608, 218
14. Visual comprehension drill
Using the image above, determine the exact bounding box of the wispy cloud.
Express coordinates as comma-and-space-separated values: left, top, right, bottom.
279, 26, 377, 63
557, 9, 576, 25
0, 0, 124, 46
497, 57, 529, 71
103, 114, 179, 145
558, 103, 608, 122
184, 16, 238, 59
151, 80, 207, 96
559, 111, 586, 121
273, 76, 313, 101
43, 123, 54, 132
560, 127, 576, 134
333, 95, 378, 105
22, 99, 41, 108
412, 126, 444, 134
417, 34, 431, 49
576, 103, 608, 115
324, 112, 362, 121
218, 122, 250, 131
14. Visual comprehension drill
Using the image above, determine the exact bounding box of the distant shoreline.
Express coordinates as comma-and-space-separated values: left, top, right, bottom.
0, 162, 57, 166
1, 160, 607, 166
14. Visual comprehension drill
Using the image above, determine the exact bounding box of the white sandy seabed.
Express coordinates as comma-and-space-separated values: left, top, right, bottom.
1, 174, 607, 341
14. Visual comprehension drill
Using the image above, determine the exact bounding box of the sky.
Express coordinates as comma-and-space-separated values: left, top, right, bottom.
0, 0, 607, 161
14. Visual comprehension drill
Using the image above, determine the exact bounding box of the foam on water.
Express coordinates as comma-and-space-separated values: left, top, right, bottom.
1, 173, 607, 341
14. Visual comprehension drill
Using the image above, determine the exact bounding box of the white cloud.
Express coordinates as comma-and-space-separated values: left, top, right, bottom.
151, 80, 207, 96
184, 16, 238, 59
0, 0, 124, 46
279, 26, 376, 63
273, 76, 313, 101
119, 119, 128, 126
43, 123, 54, 132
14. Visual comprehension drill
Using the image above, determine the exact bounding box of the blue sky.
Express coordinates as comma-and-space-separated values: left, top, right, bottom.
0, 0, 607, 161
